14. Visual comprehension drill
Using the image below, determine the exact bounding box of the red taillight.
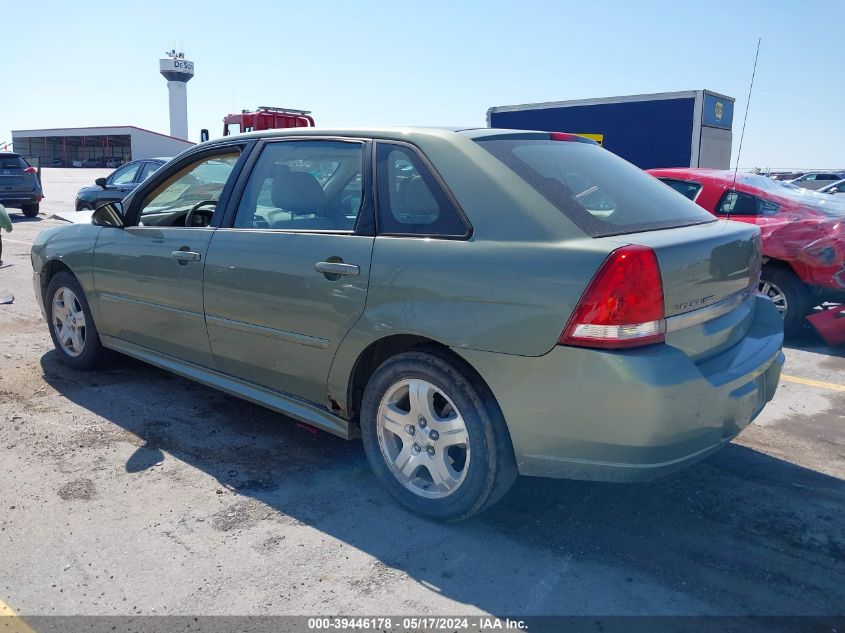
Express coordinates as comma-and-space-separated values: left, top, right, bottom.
549, 132, 598, 145
560, 245, 666, 349
550, 132, 581, 142
23, 166, 37, 174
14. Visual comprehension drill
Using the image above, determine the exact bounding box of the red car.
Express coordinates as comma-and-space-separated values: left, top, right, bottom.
648, 168, 845, 335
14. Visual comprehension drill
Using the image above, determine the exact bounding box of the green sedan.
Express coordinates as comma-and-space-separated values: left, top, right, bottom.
31, 128, 785, 520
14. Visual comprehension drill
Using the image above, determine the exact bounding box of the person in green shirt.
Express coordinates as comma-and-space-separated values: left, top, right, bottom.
0, 204, 12, 264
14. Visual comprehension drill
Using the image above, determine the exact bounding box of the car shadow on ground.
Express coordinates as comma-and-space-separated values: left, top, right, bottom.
8, 213, 45, 222
39, 351, 845, 615
785, 326, 844, 358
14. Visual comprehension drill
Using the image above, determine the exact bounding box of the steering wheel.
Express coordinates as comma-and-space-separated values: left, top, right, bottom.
184, 200, 217, 227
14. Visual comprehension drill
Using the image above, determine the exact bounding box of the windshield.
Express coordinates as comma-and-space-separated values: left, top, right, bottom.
741, 174, 845, 217
475, 138, 715, 238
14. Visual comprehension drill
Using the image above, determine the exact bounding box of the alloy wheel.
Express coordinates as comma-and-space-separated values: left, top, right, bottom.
759, 280, 788, 318
52, 287, 86, 357
376, 378, 470, 499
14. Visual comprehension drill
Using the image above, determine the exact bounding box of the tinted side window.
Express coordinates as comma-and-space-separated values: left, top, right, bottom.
375, 143, 468, 237
109, 162, 139, 185
139, 152, 240, 227
758, 198, 780, 216
660, 178, 702, 201
139, 161, 163, 182
717, 191, 780, 217
233, 140, 363, 231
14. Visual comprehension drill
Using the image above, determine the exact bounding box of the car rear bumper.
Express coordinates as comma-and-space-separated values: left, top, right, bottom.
0, 192, 42, 208
454, 295, 784, 481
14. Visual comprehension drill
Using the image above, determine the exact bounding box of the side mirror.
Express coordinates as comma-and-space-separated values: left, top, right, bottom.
95, 177, 108, 189
91, 201, 124, 228
200, 129, 209, 143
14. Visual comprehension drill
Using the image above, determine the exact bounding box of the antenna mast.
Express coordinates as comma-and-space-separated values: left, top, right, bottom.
732, 38, 762, 190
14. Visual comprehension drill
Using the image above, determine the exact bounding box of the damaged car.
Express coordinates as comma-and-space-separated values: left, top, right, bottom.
650, 168, 845, 335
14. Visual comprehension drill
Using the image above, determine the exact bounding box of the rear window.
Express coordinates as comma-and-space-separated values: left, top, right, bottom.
659, 178, 702, 201
0, 155, 27, 169
475, 138, 714, 238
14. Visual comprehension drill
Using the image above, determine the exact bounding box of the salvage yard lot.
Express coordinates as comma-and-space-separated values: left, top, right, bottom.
0, 169, 843, 617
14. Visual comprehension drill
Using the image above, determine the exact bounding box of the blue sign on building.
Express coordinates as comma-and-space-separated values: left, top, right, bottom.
702, 92, 734, 130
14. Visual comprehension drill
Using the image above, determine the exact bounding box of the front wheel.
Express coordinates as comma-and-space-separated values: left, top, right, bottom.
760, 265, 812, 337
46, 271, 106, 370
22, 203, 39, 217
77, 202, 94, 211
360, 351, 517, 521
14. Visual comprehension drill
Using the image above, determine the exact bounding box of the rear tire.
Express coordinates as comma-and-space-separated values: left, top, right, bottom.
360, 351, 517, 521
22, 203, 39, 217
46, 271, 105, 370
760, 264, 812, 337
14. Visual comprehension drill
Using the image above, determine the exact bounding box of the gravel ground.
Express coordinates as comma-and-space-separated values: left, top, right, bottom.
0, 170, 843, 618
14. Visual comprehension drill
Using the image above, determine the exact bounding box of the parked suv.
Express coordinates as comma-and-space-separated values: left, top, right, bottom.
32, 128, 784, 520
0, 152, 44, 217
75, 158, 169, 211
788, 172, 845, 191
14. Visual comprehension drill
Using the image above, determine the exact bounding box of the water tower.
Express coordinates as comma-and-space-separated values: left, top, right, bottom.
159, 50, 194, 140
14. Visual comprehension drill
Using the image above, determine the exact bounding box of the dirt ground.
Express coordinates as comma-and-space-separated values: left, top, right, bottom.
0, 169, 843, 618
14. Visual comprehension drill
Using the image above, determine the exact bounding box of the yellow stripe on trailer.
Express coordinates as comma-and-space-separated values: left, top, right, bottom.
575, 133, 604, 146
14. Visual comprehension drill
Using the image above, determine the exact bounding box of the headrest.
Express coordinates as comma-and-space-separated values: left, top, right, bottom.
397, 176, 438, 216
270, 167, 325, 214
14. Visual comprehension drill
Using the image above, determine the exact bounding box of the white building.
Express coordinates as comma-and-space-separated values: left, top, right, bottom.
10, 126, 194, 166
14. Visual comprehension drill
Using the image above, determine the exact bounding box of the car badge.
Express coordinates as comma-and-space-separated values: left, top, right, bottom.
674, 295, 717, 312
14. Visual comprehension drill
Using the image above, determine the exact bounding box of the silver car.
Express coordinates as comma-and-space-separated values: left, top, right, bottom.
788, 172, 845, 190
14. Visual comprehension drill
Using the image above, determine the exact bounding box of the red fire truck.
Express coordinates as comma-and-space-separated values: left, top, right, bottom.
222, 106, 315, 136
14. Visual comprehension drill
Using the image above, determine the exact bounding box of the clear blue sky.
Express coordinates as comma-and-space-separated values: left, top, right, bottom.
2, 0, 842, 169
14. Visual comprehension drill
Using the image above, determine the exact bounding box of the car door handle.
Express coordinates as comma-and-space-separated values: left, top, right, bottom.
171, 250, 201, 262
315, 261, 359, 277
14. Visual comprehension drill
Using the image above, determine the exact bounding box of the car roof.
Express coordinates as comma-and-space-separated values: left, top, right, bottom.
0, 152, 22, 158
209, 126, 553, 144
648, 168, 735, 179
647, 168, 785, 193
